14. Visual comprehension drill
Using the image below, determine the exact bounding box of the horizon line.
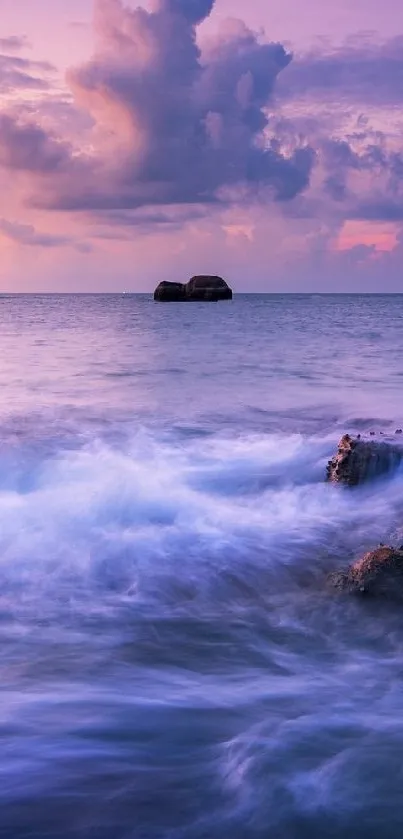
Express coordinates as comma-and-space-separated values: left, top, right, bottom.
0, 291, 403, 296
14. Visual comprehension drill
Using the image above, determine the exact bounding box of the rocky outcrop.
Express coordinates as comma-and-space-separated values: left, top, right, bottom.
153, 281, 186, 301
330, 546, 403, 598
326, 433, 402, 486
154, 275, 232, 301
185, 275, 232, 301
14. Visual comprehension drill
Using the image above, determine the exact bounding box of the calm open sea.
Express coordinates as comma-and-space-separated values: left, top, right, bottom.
2, 293, 403, 838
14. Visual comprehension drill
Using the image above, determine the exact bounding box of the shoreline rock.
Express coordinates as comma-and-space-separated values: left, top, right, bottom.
154, 275, 233, 302
326, 433, 402, 486
329, 546, 403, 599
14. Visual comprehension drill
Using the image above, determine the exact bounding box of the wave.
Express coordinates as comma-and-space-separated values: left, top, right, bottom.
1, 427, 403, 623
2, 426, 403, 837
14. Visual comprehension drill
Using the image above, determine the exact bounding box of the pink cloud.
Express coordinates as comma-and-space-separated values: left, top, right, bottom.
0, 35, 31, 52
58, 0, 313, 212
0, 0, 402, 291
334, 219, 399, 252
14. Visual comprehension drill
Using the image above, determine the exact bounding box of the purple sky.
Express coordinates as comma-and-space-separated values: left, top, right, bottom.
1, 0, 402, 291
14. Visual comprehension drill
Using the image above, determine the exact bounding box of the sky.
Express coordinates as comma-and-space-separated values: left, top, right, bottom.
0, 0, 403, 292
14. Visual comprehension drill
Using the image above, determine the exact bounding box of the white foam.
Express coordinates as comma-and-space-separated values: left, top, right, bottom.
0, 429, 402, 616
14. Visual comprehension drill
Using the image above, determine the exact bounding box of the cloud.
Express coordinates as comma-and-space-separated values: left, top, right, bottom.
318, 135, 403, 220
25, 0, 313, 211
88, 204, 209, 235
0, 217, 69, 247
0, 114, 71, 173
0, 218, 91, 251
265, 105, 403, 225
281, 35, 403, 106
0, 36, 30, 53
156, 0, 215, 24
0, 52, 55, 93
351, 200, 403, 222
2, 2, 402, 242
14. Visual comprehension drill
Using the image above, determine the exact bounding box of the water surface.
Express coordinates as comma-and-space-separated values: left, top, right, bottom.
1, 294, 403, 838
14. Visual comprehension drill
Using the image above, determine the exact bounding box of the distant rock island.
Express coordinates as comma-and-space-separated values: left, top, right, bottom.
154, 275, 233, 302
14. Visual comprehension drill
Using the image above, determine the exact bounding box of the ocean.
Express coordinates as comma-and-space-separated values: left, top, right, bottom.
1, 293, 403, 838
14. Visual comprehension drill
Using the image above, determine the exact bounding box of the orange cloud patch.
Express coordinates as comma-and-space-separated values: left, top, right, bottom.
335, 220, 398, 253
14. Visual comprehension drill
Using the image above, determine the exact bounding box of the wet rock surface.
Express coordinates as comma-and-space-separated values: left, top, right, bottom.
154, 275, 232, 301
330, 546, 403, 599
326, 433, 402, 486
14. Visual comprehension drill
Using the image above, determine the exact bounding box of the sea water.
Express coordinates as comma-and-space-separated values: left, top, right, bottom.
1, 293, 403, 838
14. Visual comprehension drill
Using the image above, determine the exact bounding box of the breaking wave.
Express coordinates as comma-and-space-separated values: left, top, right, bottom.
2, 424, 403, 838
1, 428, 403, 618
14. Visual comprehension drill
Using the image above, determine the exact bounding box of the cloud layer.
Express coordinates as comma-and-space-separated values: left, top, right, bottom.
281, 35, 403, 106
0, 51, 54, 93
0, 0, 403, 290
0, 0, 316, 212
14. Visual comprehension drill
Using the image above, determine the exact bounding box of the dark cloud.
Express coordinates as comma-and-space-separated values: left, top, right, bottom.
0, 114, 72, 173
10, 3, 403, 230
352, 201, 403, 221
89, 205, 209, 235
264, 108, 403, 224
281, 35, 403, 106
157, 0, 215, 24
38, 0, 314, 211
320, 135, 403, 214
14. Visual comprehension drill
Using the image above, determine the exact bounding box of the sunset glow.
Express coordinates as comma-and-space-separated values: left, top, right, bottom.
335, 221, 399, 254
0, 0, 402, 291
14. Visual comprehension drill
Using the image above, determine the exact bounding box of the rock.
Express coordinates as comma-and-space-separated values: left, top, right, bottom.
329, 546, 403, 598
154, 275, 232, 301
153, 281, 186, 301
326, 433, 402, 486
186, 276, 232, 301
396, 429, 403, 435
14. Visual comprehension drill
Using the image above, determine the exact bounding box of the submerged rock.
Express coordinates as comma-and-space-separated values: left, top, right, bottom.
326, 433, 402, 486
154, 275, 232, 301
330, 546, 403, 599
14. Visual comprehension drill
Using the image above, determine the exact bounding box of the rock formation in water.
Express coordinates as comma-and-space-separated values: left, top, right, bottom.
330, 546, 403, 598
153, 281, 186, 301
154, 275, 232, 301
326, 433, 402, 486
